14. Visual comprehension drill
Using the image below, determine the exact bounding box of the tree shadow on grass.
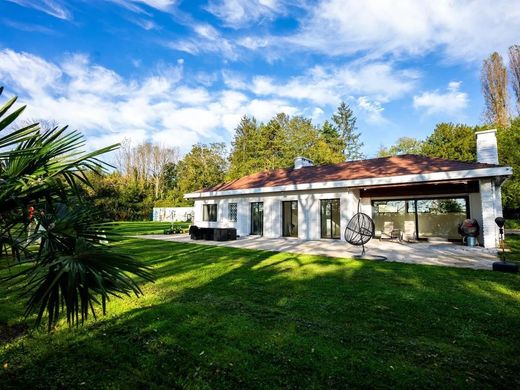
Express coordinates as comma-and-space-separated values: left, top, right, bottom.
1, 238, 520, 389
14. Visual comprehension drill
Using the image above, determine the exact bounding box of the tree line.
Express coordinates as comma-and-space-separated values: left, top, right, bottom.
86, 102, 363, 220
87, 45, 520, 220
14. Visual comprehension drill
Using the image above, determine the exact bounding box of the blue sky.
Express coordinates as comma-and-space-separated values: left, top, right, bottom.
0, 0, 518, 157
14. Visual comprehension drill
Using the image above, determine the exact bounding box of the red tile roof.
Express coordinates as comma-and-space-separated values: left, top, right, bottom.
198, 154, 503, 193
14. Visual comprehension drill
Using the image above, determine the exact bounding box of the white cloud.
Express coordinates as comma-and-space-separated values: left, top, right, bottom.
0, 48, 302, 153
413, 81, 469, 116
242, 62, 418, 106
205, 0, 282, 28
7, 0, 71, 20
166, 25, 238, 61
286, 0, 520, 62
127, 0, 176, 12
357, 96, 385, 124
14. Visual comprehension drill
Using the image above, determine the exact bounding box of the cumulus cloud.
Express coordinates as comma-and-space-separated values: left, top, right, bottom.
240, 62, 418, 106
413, 81, 469, 116
0, 48, 302, 153
285, 0, 520, 62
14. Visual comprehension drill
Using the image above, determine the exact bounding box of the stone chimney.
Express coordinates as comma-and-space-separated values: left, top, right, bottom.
475, 129, 498, 164
294, 156, 314, 169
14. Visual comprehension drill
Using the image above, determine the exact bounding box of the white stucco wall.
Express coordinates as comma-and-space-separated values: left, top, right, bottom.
193, 188, 361, 241
192, 185, 503, 248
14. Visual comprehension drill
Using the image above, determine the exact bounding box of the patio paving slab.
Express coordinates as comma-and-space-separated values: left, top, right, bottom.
137, 234, 499, 270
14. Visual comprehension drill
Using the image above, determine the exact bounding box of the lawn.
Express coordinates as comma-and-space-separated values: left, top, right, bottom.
1, 224, 520, 388
106, 221, 191, 235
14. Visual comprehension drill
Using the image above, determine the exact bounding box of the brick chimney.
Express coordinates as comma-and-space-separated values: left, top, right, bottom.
475, 129, 498, 164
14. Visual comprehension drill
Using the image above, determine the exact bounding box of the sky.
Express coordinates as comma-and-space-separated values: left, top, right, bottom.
0, 0, 519, 158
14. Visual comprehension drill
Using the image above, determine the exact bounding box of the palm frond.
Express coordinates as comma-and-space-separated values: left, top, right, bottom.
0, 87, 154, 330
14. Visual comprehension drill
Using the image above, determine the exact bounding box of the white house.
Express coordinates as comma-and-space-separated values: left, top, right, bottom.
185, 130, 512, 248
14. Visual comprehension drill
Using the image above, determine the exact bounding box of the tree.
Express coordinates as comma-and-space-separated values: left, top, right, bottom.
257, 113, 290, 170
285, 116, 343, 165
227, 116, 261, 180
226, 113, 345, 179
481, 52, 510, 127
331, 102, 364, 160
377, 137, 424, 157
509, 45, 520, 115
0, 88, 153, 329
176, 143, 227, 198
421, 123, 476, 161
117, 140, 179, 199
497, 117, 520, 210
319, 120, 345, 157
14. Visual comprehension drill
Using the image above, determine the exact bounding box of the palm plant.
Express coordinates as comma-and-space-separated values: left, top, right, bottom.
0, 87, 153, 330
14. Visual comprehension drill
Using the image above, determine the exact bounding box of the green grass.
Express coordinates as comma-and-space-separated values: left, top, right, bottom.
506, 219, 520, 229
106, 221, 191, 235
506, 234, 520, 263
1, 226, 520, 388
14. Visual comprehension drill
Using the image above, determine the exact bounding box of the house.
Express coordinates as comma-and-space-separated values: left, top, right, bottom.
185, 130, 512, 248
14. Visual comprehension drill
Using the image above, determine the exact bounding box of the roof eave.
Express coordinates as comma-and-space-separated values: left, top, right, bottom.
184, 166, 513, 199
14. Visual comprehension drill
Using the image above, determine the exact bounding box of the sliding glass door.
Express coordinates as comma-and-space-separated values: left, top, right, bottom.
321, 199, 340, 239
250, 202, 264, 235
282, 201, 298, 237
372, 197, 469, 241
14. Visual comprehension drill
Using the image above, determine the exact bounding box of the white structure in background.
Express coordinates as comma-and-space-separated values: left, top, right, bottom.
185, 130, 511, 248
153, 207, 194, 222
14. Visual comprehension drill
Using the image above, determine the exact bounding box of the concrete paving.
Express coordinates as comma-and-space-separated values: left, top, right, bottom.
138, 234, 500, 270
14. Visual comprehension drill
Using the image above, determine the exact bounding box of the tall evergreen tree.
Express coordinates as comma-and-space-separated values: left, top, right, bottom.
331, 102, 364, 160
227, 116, 260, 180
258, 113, 290, 170
320, 119, 345, 157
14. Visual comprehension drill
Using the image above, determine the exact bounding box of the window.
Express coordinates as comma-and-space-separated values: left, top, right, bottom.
372, 197, 469, 241
203, 204, 217, 222
321, 199, 340, 239
228, 203, 237, 222
282, 201, 298, 237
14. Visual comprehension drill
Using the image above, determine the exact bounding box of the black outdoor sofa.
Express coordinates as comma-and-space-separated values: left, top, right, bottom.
189, 225, 237, 241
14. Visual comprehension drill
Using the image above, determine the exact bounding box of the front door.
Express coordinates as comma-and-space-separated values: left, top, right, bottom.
251, 202, 264, 235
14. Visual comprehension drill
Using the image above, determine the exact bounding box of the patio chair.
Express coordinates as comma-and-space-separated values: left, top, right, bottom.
403, 220, 416, 241
380, 221, 402, 241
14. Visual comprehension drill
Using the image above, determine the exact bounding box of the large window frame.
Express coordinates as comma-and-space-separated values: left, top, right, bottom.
371, 196, 469, 241
320, 199, 341, 239
203, 204, 217, 222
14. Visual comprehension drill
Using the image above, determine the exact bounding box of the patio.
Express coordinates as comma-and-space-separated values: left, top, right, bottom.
139, 234, 499, 270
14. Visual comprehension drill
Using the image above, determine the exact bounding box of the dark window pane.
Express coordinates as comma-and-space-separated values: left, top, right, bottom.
282, 201, 298, 237
321, 199, 340, 239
